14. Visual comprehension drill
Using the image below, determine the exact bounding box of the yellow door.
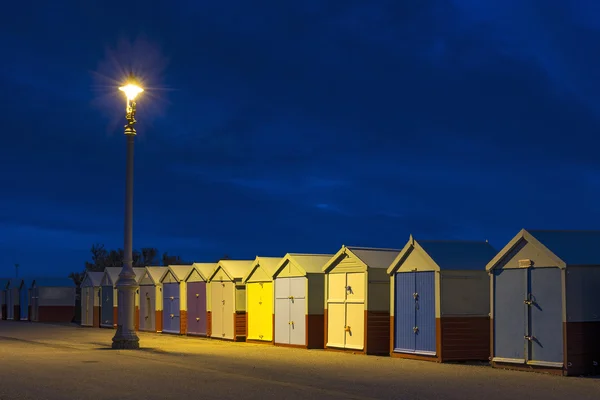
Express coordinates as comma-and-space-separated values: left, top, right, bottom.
259, 282, 273, 341
345, 272, 365, 349
345, 303, 365, 349
327, 273, 347, 348
247, 283, 261, 340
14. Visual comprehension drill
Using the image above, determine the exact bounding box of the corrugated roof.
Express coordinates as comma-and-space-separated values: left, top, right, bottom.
348, 246, 402, 269
417, 240, 497, 270
218, 260, 254, 280
288, 254, 333, 274
528, 229, 600, 266
33, 278, 75, 288
82, 272, 104, 287
191, 263, 218, 280
167, 265, 194, 281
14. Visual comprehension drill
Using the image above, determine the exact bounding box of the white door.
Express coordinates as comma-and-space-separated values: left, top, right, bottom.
210, 281, 223, 338
289, 278, 306, 346
274, 279, 291, 344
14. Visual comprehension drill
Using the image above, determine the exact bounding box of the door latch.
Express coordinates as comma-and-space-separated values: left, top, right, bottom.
170, 296, 174, 300
524, 335, 534, 341
196, 317, 200, 321
196, 293, 199, 298
222, 300, 225, 305
344, 326, 351, 332
413, 326, 419, 333
345, 286, 353, 294
413, 292, 419, 299
170, 314, 174, 319
289, 321, 294, 326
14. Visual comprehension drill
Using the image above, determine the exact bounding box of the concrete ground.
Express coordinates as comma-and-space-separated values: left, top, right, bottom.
0, 322, 597, 400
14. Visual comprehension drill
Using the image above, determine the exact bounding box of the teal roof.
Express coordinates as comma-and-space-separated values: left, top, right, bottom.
418, 240, 497, 270
528, 229, 600, 266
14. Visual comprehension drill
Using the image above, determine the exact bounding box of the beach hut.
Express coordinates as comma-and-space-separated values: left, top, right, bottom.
138, 266, 168, 333
1, 278, 9, 320
100, 267, 122, 328
272, 253, 334, 348
185, 263, 217, 336
323, 246, 401, 355
5, 279, 21, 321
80, 271, 103, 327
487, 229, 600, 376
160, 265, 194, 334
30, 278, 76, 322
131, 267, 146, 331
243, 256, 283, 343
19, 278, 33, 321
208, 260, 254, 341
387, 236, 496, 362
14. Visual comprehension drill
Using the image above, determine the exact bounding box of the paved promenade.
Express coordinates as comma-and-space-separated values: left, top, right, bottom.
0, 321, 597, 400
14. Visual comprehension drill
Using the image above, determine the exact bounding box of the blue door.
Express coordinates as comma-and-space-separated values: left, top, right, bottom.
163, 283, 180, 333
415, 272, 436, 354
528, 267, 563, 365
394, 272, 416, 352
394, 271, 436, 354
101, 286, 114, 327
493, 268, 527, 362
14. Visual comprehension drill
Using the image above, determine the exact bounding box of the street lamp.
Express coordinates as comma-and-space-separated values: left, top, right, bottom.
112, 75, 143, 349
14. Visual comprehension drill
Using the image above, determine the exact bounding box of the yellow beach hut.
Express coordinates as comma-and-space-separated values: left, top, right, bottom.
243, 256, 283, 343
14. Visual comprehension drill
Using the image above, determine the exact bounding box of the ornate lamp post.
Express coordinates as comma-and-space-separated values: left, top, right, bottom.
112, 76, 143, 349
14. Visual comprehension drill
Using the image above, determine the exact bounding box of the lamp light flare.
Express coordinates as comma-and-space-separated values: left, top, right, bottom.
118, 83, 144, 101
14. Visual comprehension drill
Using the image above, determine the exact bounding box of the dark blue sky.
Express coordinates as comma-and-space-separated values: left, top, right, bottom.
1, 1, 600, 278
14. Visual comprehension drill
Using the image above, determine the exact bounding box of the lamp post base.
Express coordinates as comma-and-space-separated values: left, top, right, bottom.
112, 326, 140, 349
111, 276, 140, 350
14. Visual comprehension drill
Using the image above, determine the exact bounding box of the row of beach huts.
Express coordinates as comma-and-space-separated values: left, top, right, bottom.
2, 229, 600, 376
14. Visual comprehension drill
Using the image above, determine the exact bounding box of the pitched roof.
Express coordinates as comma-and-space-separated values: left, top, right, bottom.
103, 267, 122, 286
6, 278, 22, 289
190, 263, 218, 281
273, 253, 334, 277
486, 229, 600, 270
288, 254, 333, 274
243, 257, 283, 282
82, 272, 104, 287
19, 278, 34, 290
323, 245, 402, 272
166, 265, 194, 282
144, 266, 169, 284
33, 278, 75, 288
417, 240, 497, 270
527, 229, 600, 266
132, 268, 146, 283
211, 260, 254, 280
347, 246, 402, 269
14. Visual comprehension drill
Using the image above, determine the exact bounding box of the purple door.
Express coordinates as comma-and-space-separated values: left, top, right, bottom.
187, 282, 207, 335
162, 283, 180, 333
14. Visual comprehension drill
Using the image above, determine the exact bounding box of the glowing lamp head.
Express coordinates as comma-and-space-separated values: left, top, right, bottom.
119, 83, 144, 101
